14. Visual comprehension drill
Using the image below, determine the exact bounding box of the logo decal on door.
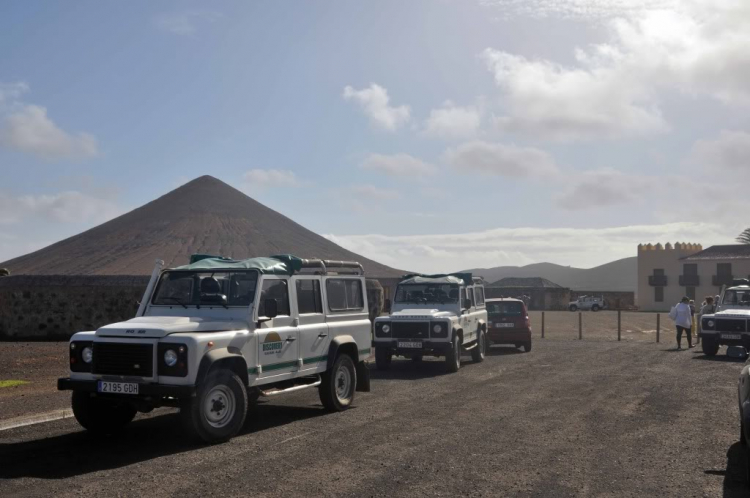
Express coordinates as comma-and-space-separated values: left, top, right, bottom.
262, 332, 283, 355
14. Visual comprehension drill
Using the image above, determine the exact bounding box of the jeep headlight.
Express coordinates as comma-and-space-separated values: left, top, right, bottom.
81, 346, 93, 364
707, 320, 715, 328
382, 324, 391, 333
164, 349, 178, 367
433, 324, 443, 334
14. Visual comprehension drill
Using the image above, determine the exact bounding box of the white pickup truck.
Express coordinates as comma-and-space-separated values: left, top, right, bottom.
373, 273, 488, 372
58, 255, 371, 443
569, 296, 607, 312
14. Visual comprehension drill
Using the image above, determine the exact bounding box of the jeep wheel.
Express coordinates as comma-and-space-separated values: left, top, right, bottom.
592, 304, 600, 312
523, 341, 532, 353
72, 391, 137, 435
569, 305, 578, 312
320, 353, 357, 412
702, 338, 719, 357
445, 333, 461, 373
375, 347, 392, 370
471, 329, 485, 363
181, 369, 248, 444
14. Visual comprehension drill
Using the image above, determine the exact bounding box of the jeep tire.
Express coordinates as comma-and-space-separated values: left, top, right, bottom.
523, 341, 532, 353
375, 347, 392, 370
72, 391, 137, 435
181, 369, 248, 444
702, 338, 719, 357
471, 328, 485, 363
569, 305, 578, 312
320, 353, 356, 412
592, 304, 600, 312
445, 333, 461, 373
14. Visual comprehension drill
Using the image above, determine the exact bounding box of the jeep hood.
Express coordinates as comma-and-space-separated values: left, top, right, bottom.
96, 316, 248, 338
389, 309, 455, 319
715, 309, 750, 318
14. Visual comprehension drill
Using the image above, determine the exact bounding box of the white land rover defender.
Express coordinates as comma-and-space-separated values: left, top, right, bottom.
700, 279, 750, 357
372, 273, 488, 372
58, 255, 371, 443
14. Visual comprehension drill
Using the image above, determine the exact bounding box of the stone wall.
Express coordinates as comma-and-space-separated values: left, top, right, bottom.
0, 275, 386, 340
570, 291, 636, 310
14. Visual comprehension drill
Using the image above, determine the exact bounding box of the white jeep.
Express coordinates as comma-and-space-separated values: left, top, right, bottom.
569, 296, 607, 312
372, 273, 488, 372
58, 255, 371, 443
700, 280, 750, 356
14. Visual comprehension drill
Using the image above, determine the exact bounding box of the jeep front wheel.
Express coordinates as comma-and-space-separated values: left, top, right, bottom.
569, 305, 577, 312
702, 338, 719, 357
471, 328, 485, 363
72, 391, 137, 435
320, 353, 357, 412
375, 347, 392, 370
445, 333, 461, 373
181, 369, 248, 444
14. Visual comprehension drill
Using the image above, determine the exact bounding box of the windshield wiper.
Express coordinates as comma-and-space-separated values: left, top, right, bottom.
160, 296, 188, 309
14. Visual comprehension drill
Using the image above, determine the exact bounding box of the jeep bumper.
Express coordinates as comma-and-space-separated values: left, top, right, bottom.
371, 340, 453, 355
700, 331, 750, 348
57, 378, 197, 398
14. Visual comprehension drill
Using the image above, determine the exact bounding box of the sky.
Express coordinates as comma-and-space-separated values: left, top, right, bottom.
1, 0, 749, 273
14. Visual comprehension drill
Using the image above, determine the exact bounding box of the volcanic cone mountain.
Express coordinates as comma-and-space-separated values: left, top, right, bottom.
1, 176, 403, 277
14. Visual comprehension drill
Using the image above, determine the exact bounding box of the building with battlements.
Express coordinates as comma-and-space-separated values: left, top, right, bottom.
637, 243, 750, 311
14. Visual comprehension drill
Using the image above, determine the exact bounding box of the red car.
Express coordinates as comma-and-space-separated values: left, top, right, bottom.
485, 298, 532, 352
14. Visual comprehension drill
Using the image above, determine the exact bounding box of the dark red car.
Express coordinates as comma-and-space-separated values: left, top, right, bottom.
485, 298, 532, 352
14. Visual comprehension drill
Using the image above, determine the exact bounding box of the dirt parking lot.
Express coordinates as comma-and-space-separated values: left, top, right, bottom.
0, 337, 748, 497
529, 311, 673, 342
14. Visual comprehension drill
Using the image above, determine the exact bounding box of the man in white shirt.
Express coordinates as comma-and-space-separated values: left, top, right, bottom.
669, 296, 693, 350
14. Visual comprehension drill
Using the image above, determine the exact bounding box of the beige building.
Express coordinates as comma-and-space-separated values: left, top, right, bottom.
637, 243, 750, 311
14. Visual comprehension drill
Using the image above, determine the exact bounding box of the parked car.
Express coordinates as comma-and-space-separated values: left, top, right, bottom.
485, 298, 531, 352
700, 280, 750, 356
737, 356, 750, 483
58, 254, 371, 443
569, 296, 607, 312
373, 273, 488, 372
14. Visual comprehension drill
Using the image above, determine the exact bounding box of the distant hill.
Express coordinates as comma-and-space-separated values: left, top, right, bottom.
0, 176, 404, 278
465, 257, 637, 292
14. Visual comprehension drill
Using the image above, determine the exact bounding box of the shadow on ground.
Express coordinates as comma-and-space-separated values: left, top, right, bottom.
0, 402, 327, 480
703, 442, 749, 497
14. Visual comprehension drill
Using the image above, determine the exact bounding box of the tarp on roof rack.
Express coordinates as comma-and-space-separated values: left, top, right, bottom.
174, 255, 304, 275
399, 272, 473, 285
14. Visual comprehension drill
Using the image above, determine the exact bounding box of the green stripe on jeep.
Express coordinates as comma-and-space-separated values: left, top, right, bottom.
248, 367, 258, 375
302, 355, 328, 365
263, 360, 299, 372
359, 348, 371, 356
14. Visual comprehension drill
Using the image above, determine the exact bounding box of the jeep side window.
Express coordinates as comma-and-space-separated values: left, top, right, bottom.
475, 287, 485, 306
467, 287, 475, 307
296, 279, 323, 314
327, 279, 364, 312
257, 279, 290, 317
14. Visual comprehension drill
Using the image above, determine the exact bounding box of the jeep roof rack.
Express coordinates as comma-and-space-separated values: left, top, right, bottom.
731, 278, 750, 287
298, 258, 364, 276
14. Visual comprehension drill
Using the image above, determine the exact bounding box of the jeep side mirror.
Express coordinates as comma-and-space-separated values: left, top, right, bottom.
384, 299, 391, 312
264, 298, 278, 319
463, 298, 472, 309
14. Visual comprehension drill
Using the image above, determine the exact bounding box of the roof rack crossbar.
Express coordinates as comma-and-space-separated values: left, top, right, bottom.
296, 258, 364, 275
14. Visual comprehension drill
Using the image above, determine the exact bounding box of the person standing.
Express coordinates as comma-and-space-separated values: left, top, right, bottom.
698, 296, 717, 345
669, 297, 693, 350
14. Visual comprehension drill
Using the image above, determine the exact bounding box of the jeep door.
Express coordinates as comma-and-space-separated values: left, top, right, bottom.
255, 276, 299, 379
460, 287, 478, 345
293, 277, 330, 374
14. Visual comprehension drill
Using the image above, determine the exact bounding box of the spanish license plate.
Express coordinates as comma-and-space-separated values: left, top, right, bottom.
721, 334, 742, 340
495, 323, 514, 328
398, 341, 422, 349
97, 381, 139, 395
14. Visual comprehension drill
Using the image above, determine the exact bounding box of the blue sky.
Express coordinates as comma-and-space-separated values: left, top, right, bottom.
1, 0, 749, 273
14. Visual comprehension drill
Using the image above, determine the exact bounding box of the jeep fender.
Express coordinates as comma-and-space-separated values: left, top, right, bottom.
327, 336, 370, 393
196, 347, 248, 388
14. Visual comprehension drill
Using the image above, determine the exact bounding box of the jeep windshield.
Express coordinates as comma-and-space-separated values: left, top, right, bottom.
152, 270, 259, 307
394, 284, 458, 304
722, 289, 750, 306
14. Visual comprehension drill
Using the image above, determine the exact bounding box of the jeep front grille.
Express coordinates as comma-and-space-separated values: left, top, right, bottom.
392, 321, 429, 339
92, 343, 154, 377
716, 319, 747, 333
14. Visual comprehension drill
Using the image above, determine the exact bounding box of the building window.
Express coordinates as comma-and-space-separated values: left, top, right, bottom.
686, 286, 696, 300
655, 287, 664, 302
718, 263, 732, 276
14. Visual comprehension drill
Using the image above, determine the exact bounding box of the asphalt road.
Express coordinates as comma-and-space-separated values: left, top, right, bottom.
1, 340, 748, 497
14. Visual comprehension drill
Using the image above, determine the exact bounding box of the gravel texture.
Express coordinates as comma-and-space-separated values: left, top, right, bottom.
0, 339, 748, 497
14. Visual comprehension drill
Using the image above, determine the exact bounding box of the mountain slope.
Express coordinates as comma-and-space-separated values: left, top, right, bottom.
465, 257, 637, 292
1, 176, 403, 277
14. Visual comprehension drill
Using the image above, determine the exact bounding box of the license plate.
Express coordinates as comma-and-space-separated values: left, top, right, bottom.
495, 323, 514, 328
398, 341, 422, 349
97, 381, 139, 395
721, 334, 742, 340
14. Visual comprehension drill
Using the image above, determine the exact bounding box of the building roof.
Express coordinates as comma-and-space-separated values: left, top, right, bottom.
488, 277, 565, 289
680, 245, 750, 261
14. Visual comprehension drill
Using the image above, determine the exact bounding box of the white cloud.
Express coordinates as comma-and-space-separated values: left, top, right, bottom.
154, 11, 221, 35
480, 0, 680, 20
0, 82, 28, 106
556, 169, 655, 210
360, 153, 436, 177
0, 191, 121, 225
352, 185, 399, 200
689, 130, 750, 173
243, 169, 299, 188
324, 222, 736, 273
444, 140, 559, 177
0, 105, 98, 160
423, 102, 482, 139
342, 84, 411, 131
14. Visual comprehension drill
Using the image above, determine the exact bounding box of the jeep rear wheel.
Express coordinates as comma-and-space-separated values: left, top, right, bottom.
181, 369, 248, 444
445, 333, 461, 373
72, 391, 137, 435
592, 304, 600, 312
375, 347, 391, 370
471, 329, 485, 363
702, 338, 719, 357
569, 305, 577, 312
320, 353, 356, 412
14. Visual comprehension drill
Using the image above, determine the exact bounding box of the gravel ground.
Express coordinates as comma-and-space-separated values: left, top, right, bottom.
0, 339, 748, 497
